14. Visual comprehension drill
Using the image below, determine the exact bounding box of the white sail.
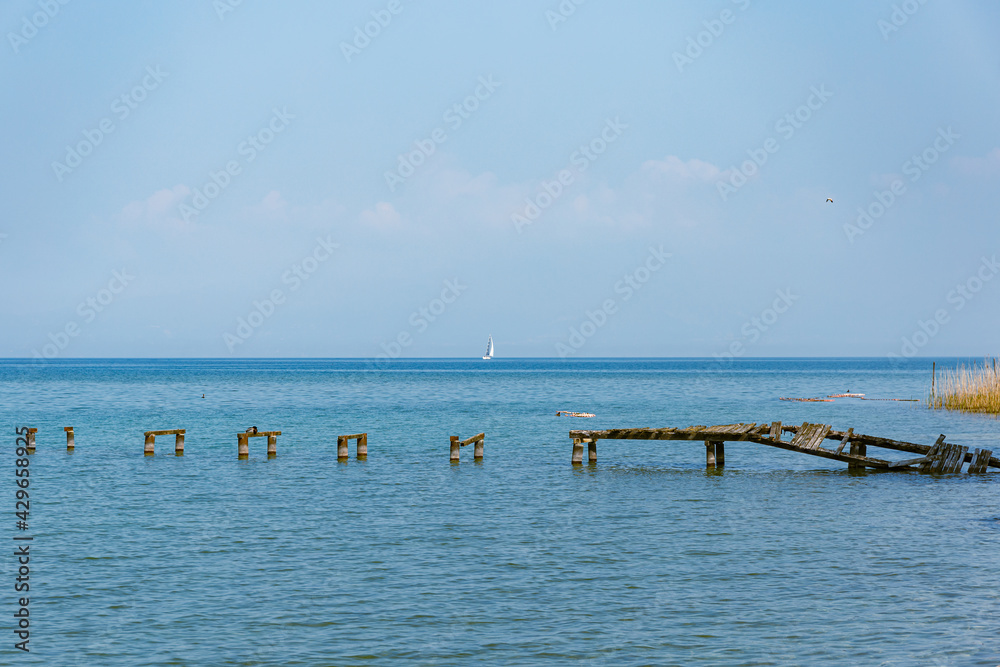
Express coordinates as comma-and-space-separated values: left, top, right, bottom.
483, 335, 494, 359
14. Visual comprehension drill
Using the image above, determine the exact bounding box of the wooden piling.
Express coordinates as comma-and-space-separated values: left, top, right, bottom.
848, 439, 867, 471
65, 427, 75, 451
144, 429, 185, 457
716, 441, 725, 467
572, 438, 584, 464
450, 436, 460, 461
26, 428, 37, 454
357, 433, 368, 459
588, 440, 597, 463
237, 430, 280, 459
705, 440, 717, 469
474, 436, 484, 460
338, 436, 349, 461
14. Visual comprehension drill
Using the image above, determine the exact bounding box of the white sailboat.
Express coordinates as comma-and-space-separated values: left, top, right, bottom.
482, 335, 494, 360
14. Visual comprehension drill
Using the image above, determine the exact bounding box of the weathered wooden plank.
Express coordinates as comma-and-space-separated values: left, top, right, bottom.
144, 429, 185, 436
769, 421, 782, 439
805, 425, 831, 450
745, 434, 890, 469
244, 431, 281, 438
969, 448, 993, 474
945, 445, 969, 473
834, 428, 854, 455
789, 423, 814, 448
460, 432, 485, 446
887, 456, 932, 469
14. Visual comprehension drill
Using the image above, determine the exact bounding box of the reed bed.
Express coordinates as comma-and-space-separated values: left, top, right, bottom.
929, 358, 1000, 414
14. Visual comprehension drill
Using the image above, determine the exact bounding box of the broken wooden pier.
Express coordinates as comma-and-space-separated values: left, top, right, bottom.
569, 422, 999, 473
450, 432, 485, 461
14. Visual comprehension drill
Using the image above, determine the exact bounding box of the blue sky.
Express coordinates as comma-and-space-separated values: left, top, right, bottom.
2, 0, 999, 359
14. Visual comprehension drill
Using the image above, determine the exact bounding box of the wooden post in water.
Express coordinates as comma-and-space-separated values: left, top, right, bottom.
473, 435, 484, 461
357, 433, 368, 459
65, 427, 75, 451
144, 433, 155, 456
174, 432, 185, 456
238, 433, 249, 460
450, 436, 460, 462
26, 429, 37, 454
848, 440, 867, 471
588, 440, 597, 463
338, 436, 349, 461
267, 435, 277, 458
716, 442, 725, 467
705, 440, 717, 469
572, 438, 584, 465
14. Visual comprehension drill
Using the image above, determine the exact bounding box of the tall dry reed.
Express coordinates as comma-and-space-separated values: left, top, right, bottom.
929, 358, 1000, 414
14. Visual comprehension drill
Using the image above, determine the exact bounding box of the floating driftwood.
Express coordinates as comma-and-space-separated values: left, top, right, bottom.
568, 422, 998, 473
556, 411, 595, 417
779, 397, 834, 402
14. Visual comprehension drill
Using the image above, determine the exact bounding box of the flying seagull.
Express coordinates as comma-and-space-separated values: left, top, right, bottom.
826, 198, 833, 203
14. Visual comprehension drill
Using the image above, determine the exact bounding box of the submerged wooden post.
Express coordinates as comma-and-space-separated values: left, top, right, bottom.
450, 436, 460, 462
238, 433, 249, 460
474, 435, 484, 460
588, 440, 597, 463
705, 440, 717, 469
338, 436, 349, 460
357, 433, 368, 459
174, 433, 185, 456
572, 438, 584, 464
26, 429, 37, 454
65, 427, 75, 451
144, 433, 155, 456
267, 435, 277, 458
848, 440, 867, 471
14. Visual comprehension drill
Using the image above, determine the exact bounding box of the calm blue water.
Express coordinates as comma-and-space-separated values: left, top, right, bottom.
2, 358, 998, 666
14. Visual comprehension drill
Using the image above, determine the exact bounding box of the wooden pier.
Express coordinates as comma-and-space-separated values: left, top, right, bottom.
238, 430, 281, 459
144, 429, 186, 456
569, 422, 999, 473
337, 433, 367, 460
450, 433, 485, 461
